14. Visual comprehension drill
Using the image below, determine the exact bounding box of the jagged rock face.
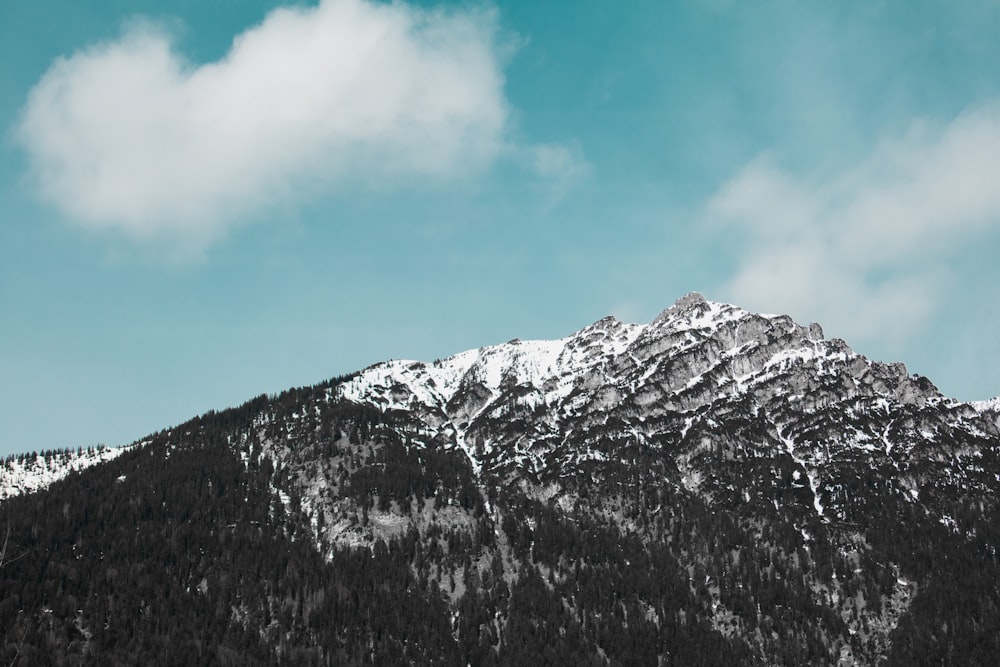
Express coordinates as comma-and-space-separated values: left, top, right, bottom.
336, 292, 990, 493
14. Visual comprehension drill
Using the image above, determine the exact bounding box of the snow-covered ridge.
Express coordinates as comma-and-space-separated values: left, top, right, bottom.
334, 292, 955, 476
337, 291, 921, 419
1, 445, 134, 501
337, 293, 751, 409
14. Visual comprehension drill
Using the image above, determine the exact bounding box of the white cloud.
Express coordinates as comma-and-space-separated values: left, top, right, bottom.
518, 141, 592, 208
15, 0, 554, 247
706, 105, 1000, 343
527, 143, 590, 182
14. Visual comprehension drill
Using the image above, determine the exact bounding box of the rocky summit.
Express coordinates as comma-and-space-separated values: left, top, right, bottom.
2, 294, 999, 665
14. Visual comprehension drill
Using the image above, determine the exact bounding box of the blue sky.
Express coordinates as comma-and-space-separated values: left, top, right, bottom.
3, 0, 1000, 456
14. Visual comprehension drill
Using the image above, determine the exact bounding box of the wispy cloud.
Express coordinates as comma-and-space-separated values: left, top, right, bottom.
518, 141, 591, 209
15, 0, 578, 249
706, 104, 1000, 344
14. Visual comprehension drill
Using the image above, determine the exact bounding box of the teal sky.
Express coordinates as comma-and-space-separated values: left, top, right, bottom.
3, 0, 1000, 456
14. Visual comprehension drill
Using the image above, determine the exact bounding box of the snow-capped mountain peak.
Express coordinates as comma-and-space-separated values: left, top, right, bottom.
331, 295, 978, 483
650, 291, 745, 330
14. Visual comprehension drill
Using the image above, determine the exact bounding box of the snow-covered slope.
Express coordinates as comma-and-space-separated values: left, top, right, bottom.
973, 396, 1000, 413
0, 445, 133, 501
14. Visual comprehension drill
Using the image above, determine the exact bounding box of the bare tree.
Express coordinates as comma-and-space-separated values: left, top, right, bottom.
1, 520, 26, 667
0, 521, 23, 570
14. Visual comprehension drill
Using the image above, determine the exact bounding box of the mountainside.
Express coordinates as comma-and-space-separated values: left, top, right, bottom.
2, 293, 999, 665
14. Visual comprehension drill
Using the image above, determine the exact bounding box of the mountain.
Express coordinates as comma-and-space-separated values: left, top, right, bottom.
2, 293, 999, 665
